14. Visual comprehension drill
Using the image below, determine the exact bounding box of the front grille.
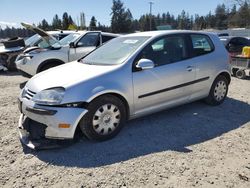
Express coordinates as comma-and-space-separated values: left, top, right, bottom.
22, 88, 36, 100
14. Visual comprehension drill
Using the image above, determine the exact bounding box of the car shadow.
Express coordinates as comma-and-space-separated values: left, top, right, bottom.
24, 97, 250, 168
0, 71, 21, 76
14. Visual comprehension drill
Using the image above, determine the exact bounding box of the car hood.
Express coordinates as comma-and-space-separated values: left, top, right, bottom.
21, 22, 59, 48
26, 61, 119, 92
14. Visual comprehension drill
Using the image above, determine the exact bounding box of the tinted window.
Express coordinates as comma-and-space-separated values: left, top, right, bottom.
59, 33, 80, 46
191, 34, 214, 56
77, 33, 99, 47
102, 35, 115, 43
136, 35, 187, 67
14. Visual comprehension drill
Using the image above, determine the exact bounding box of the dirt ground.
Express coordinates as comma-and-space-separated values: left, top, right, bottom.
0, 72, 249, 188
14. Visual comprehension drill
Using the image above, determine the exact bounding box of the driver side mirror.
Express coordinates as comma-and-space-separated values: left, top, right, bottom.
136, 59, 155, 70
69, 42, 76, 48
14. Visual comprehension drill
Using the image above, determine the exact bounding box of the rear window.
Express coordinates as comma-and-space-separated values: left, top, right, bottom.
191, 34, 214, 56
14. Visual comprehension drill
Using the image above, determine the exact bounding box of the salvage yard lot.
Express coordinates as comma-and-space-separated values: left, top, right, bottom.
0, 73, 249, 188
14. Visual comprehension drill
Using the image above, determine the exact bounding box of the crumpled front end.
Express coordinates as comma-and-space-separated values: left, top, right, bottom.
18, 90, 88, 149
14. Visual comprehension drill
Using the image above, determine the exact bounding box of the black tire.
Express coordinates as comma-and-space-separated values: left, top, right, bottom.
38, 63, 60, 73
0, 54, 8, 67
231, 68, 238, 77
205, 75, 229, 106
6, 55, 18, 71
235, 69, 246, 79
3, 38, 25, 48
79, 95, 126, 141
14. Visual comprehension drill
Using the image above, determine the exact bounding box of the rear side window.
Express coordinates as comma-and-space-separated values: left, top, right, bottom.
102, 35, 115, 43
191, 34, 214, 57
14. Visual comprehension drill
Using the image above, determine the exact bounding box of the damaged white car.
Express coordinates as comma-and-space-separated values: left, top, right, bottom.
0, 23, 73, 71
15, 23, 120, 77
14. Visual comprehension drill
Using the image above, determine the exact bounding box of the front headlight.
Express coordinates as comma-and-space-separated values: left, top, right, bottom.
32, 87, 65, 105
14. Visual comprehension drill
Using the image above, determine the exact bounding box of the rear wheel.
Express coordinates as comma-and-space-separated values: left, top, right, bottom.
79, 95, 126, 141
205, 75, 229, 106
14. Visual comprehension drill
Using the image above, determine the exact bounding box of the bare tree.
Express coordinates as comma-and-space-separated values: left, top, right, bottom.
229, 0, 250, 6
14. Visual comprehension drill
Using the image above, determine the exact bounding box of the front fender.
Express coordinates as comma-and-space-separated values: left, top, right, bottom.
62, 70, 134, 115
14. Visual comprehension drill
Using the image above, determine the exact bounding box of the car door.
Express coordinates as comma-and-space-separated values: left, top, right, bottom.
188, 34, 217, 100
132, 34, 196, 115
69, 32, 100, 61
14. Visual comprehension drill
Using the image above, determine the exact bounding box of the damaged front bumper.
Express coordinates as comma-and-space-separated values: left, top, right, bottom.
18, 98, 88, 149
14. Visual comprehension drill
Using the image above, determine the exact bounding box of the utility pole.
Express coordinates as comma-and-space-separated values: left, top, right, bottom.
149, 1, 154, 31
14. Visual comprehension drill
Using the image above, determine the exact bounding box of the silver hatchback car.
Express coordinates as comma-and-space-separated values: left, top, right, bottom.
18, 30, 231, 149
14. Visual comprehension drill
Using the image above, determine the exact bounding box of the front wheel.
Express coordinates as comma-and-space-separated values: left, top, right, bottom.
236, 70, 246, 79
205, 75, 229, 106
39, 63, 60, 73
79, 95, 126, 141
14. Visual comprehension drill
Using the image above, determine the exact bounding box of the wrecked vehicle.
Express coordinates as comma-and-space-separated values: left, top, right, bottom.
18, 30, 231, 149
15, 23, 120, 77
0, 23, 74, 71
0, 37, 25, 71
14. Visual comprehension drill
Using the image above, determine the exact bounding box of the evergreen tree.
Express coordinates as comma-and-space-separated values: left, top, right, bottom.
139, 14, 156, 31
89, 16, 97, 30
215, 4, 228, 29
237, 1, 250, 27
38, 19, 50, 30
68, 16, 74, 25
111, 0, 133, 33
62, 12, 69, 30
52, 14, 62, 29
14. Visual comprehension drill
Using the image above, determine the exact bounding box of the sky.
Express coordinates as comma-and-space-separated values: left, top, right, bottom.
0, 0, 228, 28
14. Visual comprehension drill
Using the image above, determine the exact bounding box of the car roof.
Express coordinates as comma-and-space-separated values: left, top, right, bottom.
76, 31, 121, 38
121, 30, 216, 38
46, 30, 84, 35
84, 31, 121, 37
219, 36, 250, 40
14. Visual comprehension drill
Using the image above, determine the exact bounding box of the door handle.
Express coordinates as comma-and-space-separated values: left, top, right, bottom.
186, 66, 194, 72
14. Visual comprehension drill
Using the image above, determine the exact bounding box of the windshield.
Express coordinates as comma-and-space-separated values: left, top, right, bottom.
25, 34, 41, 46
51, 33, 81, 48
25, 33, 58, 48
82, 36, 150, 65
59, 33, 81, 46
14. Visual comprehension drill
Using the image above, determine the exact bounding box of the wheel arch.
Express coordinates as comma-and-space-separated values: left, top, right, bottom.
37, 59, 65, 73
87, 92, 130, 120
217, 71, 231, 84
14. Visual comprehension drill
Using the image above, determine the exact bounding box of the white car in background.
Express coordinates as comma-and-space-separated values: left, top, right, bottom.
15, 24, 120, 77
0, 23, 73, 71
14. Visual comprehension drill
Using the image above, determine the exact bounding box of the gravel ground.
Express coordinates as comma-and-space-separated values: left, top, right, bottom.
0, 72, 249, 188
